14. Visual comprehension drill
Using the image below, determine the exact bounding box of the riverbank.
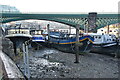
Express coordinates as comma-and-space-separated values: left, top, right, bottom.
0, 37, 24, 79
17, 47, 119, 78
1, 37, 119, 78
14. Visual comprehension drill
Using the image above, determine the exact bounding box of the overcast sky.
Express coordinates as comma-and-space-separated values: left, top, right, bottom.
0, 0, 119, 13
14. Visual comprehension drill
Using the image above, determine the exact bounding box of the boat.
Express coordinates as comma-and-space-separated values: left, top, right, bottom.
87, 33, 119, 57
5, 26, 32, 55
30, 30, 45, 48
45, 31, 94, 53
5, 27, 32, 44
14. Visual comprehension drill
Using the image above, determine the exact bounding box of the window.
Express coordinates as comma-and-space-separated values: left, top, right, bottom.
95, 36, 97, 38
113, 39, 115, 41
99, 36, 101, 39
109, 30, 112, 32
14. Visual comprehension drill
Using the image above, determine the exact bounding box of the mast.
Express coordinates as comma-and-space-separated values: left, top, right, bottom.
107, 22, 109, 34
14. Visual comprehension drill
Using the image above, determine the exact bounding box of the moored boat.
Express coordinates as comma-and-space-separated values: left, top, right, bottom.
30, 30, 45, 48
87, 33, 119, 57
46, 32, 94, 53
5, 27, 32, 55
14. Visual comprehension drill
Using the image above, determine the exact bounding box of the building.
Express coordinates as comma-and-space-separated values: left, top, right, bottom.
0, 5, 20, 13
97, 24, 120, 37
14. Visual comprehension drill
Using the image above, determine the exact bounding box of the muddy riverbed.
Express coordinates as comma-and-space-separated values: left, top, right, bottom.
16, 47, 119, 78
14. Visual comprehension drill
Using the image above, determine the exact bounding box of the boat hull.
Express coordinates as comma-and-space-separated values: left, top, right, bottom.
31, 35, 45, 48
90, 42, 120, 57
44, 35, 94, 54
31, 42, 45, 49
50, 39, 93, 53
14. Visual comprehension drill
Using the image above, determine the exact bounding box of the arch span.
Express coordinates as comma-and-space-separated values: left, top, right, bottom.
1, 13, 118, 30
2, 18, 77, 27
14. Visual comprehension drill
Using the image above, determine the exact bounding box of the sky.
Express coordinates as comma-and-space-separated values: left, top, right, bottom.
0, 0, 120, 13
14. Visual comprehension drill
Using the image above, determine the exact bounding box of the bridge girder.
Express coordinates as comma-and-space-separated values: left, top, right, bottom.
0, 13, 119, 30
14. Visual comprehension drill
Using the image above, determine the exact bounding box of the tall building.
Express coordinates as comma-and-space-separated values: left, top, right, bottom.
0, 5, 20, 13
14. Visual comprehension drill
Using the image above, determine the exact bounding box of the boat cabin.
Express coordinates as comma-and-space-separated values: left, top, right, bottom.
30, 30, 43, 35
84, 33, 117, 44
6, 28, 30, 35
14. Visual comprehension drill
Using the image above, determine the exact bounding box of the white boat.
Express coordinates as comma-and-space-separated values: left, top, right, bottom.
85, 33, 117, 47
5, 27, 32, 55
30, 30, 45, 48
84, 33, 119, 57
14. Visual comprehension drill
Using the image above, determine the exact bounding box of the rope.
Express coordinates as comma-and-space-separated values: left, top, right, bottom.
83, 41, 90, 52
71, 43, 74, 52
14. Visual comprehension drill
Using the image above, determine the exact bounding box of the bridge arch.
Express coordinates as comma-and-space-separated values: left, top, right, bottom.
1, 13, 118, 30
2, 18, 118, 31
2, 17, 79, 28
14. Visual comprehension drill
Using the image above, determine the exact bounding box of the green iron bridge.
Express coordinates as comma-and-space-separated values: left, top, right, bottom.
0, 12, 118, 31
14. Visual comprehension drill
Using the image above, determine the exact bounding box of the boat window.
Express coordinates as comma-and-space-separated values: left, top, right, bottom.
101, 30, 103, 31
107, 39, 112, 41
98, 36, 101, 39
109, 30, 112, 32
95, 36, 97, 39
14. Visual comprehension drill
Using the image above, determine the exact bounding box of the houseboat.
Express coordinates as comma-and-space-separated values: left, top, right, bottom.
46, 32, 94, 53
87, 33, 119, 57
5, 27, 32, 55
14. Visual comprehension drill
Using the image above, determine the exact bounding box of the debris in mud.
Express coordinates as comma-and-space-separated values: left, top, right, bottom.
29, 57, 71, 78
17, 48, 119, 78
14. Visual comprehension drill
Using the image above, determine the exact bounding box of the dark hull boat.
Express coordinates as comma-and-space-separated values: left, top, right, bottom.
87, 33, 120, 57
91, 43, 120, 57
46, 32, 94, 53
91, 43, 118, 56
